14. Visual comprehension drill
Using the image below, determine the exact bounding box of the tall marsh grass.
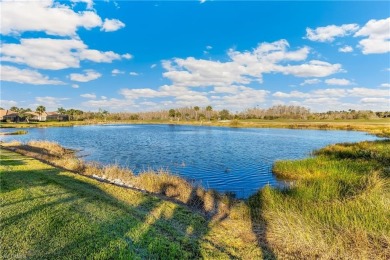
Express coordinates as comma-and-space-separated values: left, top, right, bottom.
1, 140, 233, 218
260, 139, 390, 259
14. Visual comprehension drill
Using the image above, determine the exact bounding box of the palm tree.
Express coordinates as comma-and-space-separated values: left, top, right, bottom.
206, 105, 213, 121
194, 106, 200, 121
36, 105, 46, 121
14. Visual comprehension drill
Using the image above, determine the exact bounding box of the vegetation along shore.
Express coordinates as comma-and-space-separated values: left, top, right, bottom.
1, 136, 389, 259
1, 105, 389, 138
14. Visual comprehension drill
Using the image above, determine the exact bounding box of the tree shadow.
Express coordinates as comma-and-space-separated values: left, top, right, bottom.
1, 149, 275, 259
248, 191, 277, 260
1, 163, 211, 259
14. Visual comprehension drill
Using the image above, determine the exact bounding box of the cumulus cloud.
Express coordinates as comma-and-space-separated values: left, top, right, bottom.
35, 96, 68, 109
300, 79, 321, 86
163, 40, 341, 88
1, 65, 64, 85
80, 93, 97, 99
354, 17, 390, 54
380, 83, 390, 88
70, 70, 101, 82
1, 38, 129, 70
1, 0, 102, 36
129, 72, 139, 76
305, 23, 359, 42
72, 84, 80, 89
276, 60, 342, 78
338, 45, 353, 53
101, 18, 125, 32
325, 78, 352, 86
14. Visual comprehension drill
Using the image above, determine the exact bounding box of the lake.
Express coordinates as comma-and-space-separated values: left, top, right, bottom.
0, 124, 382, 198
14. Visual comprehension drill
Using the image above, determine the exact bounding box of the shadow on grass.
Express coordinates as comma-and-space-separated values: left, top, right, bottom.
248, 191, 277, 260
0, 157, 258, 259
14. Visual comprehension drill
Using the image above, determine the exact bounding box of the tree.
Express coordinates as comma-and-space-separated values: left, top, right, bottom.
169, 109, 176, 120
10, 106, 20, 112
35, 105, 46, 121
19, 108, 33, 123
194, 106, 200, 121
219, 109, 230, 120
98, 108, 108, 121
175, 111, 181, 121
57, 107, 66, 115
206, 105, 213, 121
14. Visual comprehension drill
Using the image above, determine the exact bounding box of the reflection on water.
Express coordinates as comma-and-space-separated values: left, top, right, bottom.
0, 124, 381, 198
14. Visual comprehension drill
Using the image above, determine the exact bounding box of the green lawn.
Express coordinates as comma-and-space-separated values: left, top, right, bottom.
0, 149, 262, 259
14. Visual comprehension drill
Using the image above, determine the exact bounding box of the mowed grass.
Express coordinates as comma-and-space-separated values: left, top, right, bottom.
0, 149, 262, 259
250, 140, 390, 259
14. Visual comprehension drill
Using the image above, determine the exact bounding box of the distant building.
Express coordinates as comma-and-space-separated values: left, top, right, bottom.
0, 110, 69, 122
0, 110, 19, 122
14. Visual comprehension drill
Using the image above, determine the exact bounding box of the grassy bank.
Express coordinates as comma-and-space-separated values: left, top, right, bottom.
0, 148, 262, 259
1, 139, 389, 258
250, 140, 390, 259
1, 118, 389, 137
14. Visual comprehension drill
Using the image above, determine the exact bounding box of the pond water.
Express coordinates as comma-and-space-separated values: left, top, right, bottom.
0, 124, 382, 198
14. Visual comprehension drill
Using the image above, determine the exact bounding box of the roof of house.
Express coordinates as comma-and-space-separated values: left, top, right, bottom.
0, 110, 18, 117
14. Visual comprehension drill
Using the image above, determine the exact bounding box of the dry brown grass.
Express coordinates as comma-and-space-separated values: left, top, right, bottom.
0, 140, 233, 218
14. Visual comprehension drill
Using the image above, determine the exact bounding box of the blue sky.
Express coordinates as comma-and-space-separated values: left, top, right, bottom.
1, 0, 389, 112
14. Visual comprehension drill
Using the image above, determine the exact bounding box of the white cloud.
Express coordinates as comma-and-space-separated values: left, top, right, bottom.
355, 17, 390, 54
200, 0, 206, 4
1, 0, 102, 36
35, 96, 68, 109
163, 40, 341, 89
80, 93, 97, 99
1, 65, 64, 85
82, 98, 133, 109
0, 100, 18, 108
338, 45, 353, 53
122, 53, 133, 59
300, 78, 321, 86
206, 45, 213, 50
347, 87, 389, 97
70, 70, 101, 82
101, 18, 125, 32
305, 24, 359, 42
272, 87, 387, 99
150, 64, 157, 69
112, 69, 125, 76
71, 84, 80, 89
360, 97, 389, 104
273, 91, 309, 98
1, 38, 128, 70
277, 60, 342, 78
380, 83, 390, 88
325, 78, 352, 86
129, 72, 139, 76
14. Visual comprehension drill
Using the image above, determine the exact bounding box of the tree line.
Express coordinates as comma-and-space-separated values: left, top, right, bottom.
1, 105, 388, 122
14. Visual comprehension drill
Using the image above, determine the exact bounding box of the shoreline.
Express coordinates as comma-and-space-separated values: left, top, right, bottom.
1, 118, 389, 137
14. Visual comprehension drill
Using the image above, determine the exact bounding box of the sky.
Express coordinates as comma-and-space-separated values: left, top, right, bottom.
1, 0, 389, 112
